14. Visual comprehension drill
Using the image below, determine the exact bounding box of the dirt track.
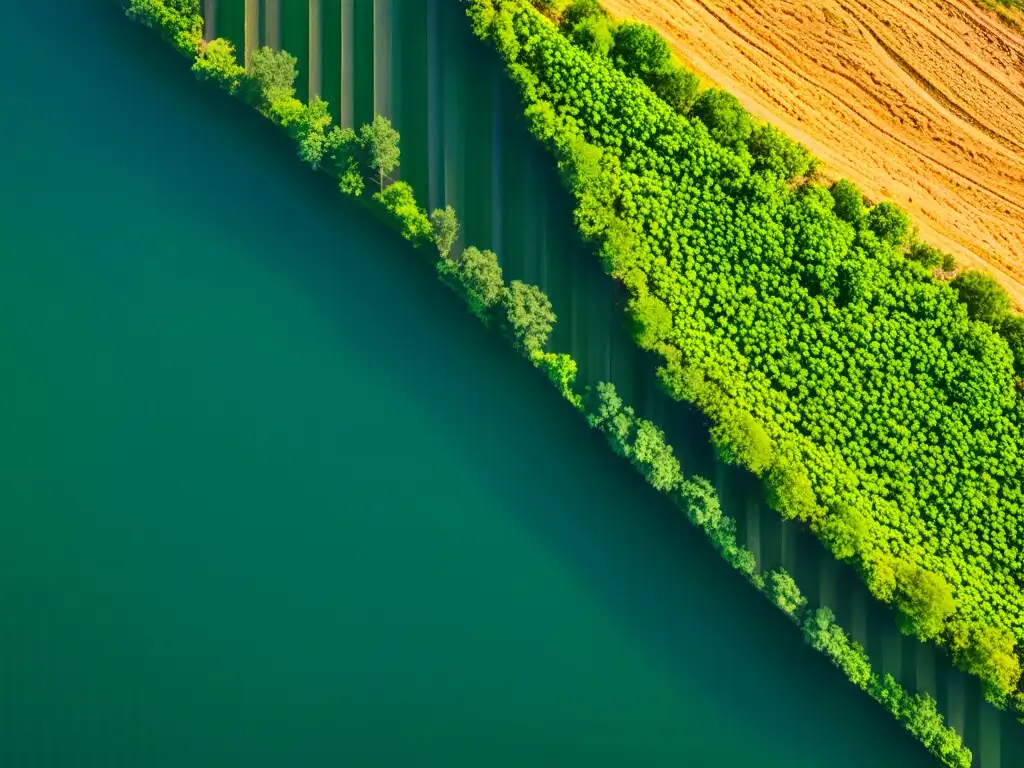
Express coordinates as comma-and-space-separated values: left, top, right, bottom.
602, 0, 1024, 305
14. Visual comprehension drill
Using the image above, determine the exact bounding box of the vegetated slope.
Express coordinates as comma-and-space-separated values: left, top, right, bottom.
474, 0, 1024, 709
601, 0, 1024, 306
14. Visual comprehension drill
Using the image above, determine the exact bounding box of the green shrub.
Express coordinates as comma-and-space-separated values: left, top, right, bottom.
503, 280, 557, 352
865, 200, 911, 249
374, 181, 432, 244
612, 22, 671, 79
829, 179, 867, 227
192, 38, 246, 92
950, 269, 1011, 325
748, 123, 814, 180
689, 88, 754, 152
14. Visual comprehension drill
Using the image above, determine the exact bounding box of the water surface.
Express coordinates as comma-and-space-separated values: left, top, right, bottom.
0, 2, 954, 766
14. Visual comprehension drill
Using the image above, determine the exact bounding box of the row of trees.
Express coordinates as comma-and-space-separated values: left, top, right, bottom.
581, 382, 971, 768
128, 3, 976, 761
527, 0, 817, 181
469, 0, 1024, 716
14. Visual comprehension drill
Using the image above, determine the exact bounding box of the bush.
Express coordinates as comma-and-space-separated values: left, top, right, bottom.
894, 565, 956, 641
709, 411, 774, 474
651, 66, 701, 115
430, 206, 460, 259
569, 14, 615, 57
631, 419, 684, 491
503, 280, 556, 352
819, 502, 871, 560
997, 313, 1024, 376
949, 269, 1011, 325
242, 46, 298, 108
906, 241, 946, 269
748, 123, 814, 180
447, 246, 506, 321
768, 568, 806, 617
829, 179, 867, 227
126, 0, 203, 56
865, 201, 911, 249
192, 38, 246, 92
689, 88, 754, 152
561, 0, 607, 28
676, 476, 723, 531
612, 22, 671, 79
533, 351, 582, 408
373, 181, 432, 244
628, 294, 673, 350
766, 461, 819, 521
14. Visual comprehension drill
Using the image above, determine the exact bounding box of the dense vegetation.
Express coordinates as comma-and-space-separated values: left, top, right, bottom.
127, 1, 977, 762
470, 0, 1024, 712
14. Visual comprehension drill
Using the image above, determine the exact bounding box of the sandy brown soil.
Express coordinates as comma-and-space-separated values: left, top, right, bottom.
602, 0, 1024, 305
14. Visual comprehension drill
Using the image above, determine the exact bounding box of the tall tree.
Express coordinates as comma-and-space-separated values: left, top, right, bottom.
359, 115, 401, 191
503, 281, 556, 353
457, 246, 505, 321
430, 206, 460, 259
243, 46, 298, 106
950, 269, 1011, 325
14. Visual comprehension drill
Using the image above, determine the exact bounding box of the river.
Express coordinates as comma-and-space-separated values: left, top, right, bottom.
0, 1, 1007, 766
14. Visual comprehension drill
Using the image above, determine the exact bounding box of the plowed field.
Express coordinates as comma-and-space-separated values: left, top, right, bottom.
602, 0, 1024, 305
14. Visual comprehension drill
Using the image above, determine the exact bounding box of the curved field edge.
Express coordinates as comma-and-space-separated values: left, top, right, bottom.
470, 0, 1024, 714
125, 0, 971, 763
600, 0, 1024, 308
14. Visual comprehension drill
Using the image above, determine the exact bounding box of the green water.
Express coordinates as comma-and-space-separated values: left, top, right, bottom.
0, 2, 972, 766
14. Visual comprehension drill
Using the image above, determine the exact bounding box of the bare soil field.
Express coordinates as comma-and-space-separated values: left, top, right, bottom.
602, 0, 1024, 305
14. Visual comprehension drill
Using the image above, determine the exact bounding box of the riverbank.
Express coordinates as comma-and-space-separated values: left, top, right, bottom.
123, 1, 974, 764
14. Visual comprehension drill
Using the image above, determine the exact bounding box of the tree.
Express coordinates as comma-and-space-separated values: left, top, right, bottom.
457, 246, 505, 320
360, 115, 401, 191
829, 179, 866, 227
690, 89, 754, 152
569, 14, 615, 58
533, 351, 582, 407
530, 0, 571, 12
430, 206, 460, 259
894, 565, 956, 641
652, 66, 701, 115
584, 381, 635, 456
192, 38, 245, 92
676, 476, 722, 531
628, 294, 673, 350
709, 411, 773, 474
328, 126, 364, 197
768, 568, 806, 617
295, 95, 334, 167
766, 461, 818, 521
503, 281, 556, 353
997, 313, 1024, 376
164, 0, 199, 12
631, 419, 683, 491
820, 502, 871, 560
748, 123, 814, 180
562, 0, 607, 28
373, 182, 431, 243
954, 625, 1021, 703
243, 46, 298, 106
865, 201, 911, 249
612, 23, 671, 80
950, 269, 1011, 325
906, 241, 945, 269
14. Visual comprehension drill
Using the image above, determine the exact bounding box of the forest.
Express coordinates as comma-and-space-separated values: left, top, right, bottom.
470, 0, 1024, 715
127, 0, 979, 763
